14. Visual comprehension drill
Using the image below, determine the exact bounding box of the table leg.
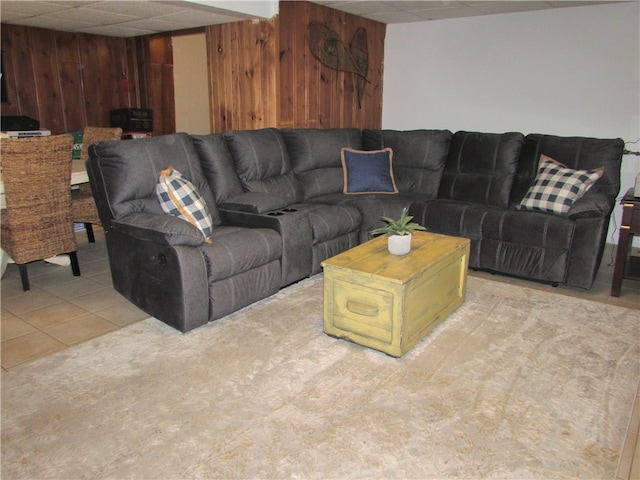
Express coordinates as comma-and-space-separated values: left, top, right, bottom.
611, 228, 631, 297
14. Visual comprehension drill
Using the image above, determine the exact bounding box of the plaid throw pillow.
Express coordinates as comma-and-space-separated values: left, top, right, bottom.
518, 155, 604, 216
156, 166, 213, 242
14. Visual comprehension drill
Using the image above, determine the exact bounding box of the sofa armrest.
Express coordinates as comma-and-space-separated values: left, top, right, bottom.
221, 208, 313, 286
220, 192, 291, 214
104, 227, 210, 332
112, 213, 205, 246
567, 193, 613, 220
565, 216, 610, 288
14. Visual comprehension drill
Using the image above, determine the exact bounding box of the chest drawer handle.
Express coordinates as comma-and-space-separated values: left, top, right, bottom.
346, 300, 379, 317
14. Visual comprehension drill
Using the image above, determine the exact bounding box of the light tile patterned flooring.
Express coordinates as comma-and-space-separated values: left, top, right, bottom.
1, 227, 148, 371
1, 228, 639, 477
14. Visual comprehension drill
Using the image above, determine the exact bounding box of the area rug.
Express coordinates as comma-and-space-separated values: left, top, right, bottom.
1, 275, 638, 479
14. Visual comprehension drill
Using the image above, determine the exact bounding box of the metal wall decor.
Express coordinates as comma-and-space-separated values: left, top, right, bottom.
307, 22, 369, 108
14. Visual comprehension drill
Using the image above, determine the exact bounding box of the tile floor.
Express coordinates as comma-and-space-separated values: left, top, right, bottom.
1, 227, 148, 371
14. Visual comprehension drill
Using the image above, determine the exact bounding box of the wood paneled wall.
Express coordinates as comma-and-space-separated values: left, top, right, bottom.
278, 1, 385, 129
1, 24, 148, 134
206, 19, 278, 133
206, 0, 385, 132
2, 0, 385, 136
147, 35, 176, 136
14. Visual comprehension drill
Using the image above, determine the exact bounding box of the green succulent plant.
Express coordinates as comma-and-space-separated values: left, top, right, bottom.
371, 208, 427, 237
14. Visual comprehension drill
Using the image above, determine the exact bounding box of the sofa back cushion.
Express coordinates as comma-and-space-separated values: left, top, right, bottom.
223, 128, 303, 204
191, 134, 244, 204
438, 131, 524, 208
511, 134, 624, 207
283, 128, 362, 200
362, 129, 452, 197
88, 132, 221, 225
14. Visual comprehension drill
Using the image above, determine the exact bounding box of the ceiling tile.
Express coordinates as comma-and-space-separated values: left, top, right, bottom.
111, 18, 193, 31
0, 1, 70, 15
46, 8, 140, 24
0, 12, 32, 22
9, 16, 94, 31
368, 11, 424, 23
78, 24, 156, 37
389, 1, 453, 12
471, 2, 550, 15
0, 0, 626, 36
86, 1, 185, 17
157, 10, 244, 26
411, 5, 482, 20
328, 1, 401, 15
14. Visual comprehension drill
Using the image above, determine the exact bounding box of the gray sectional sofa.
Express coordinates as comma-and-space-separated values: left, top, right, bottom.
87, 128, 624, 332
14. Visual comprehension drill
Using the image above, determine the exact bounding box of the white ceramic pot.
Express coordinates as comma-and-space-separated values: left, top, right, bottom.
388, 234, 411, 255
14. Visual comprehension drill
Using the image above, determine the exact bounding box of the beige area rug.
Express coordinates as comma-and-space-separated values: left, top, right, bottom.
2, 275, 639, 479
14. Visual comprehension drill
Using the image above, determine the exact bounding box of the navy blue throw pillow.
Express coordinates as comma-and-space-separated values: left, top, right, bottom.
341, 147, 398, 194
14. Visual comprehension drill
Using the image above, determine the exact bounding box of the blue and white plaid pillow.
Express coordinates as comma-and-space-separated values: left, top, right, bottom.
518, 155, 604, 216
156, 166, 213, 242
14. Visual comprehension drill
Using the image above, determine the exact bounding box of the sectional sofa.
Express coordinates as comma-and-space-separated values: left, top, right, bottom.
87, 128, 623, 332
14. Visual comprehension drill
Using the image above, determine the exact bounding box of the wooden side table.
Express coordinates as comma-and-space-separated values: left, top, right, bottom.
611, 188, 640, 297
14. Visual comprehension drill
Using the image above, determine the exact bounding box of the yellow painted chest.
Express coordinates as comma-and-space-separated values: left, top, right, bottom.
321, 231, 470, 357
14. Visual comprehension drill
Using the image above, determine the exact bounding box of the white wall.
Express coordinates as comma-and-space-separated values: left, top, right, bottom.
173, 33, 210, 135
383, 2, 640, 246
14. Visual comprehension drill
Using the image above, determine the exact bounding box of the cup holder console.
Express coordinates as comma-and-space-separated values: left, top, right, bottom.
267, 208, 298, 216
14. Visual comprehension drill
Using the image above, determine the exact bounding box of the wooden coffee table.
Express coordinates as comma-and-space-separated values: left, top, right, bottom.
321, 231, 470, 357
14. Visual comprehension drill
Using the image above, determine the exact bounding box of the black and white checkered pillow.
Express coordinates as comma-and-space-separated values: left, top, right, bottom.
156, 166, 213, 242
518, 155, 604, 216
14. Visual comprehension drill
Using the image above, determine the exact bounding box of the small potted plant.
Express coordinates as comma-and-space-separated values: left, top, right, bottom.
371, 208, 426, 255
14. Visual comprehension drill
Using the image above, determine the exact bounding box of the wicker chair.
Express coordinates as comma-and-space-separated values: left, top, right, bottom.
71, 126, 122, 242
0, 134, 80, 291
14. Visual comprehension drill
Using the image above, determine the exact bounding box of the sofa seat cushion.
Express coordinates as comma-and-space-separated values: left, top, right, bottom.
480, 209, 573, 283
307, 193, 418, 233
199, 226, 282, 282
286, 203, 361, 244
439, 131, 523, 208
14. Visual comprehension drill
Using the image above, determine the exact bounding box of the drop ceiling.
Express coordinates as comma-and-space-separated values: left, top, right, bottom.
0, 1, 625, 37
314, 1, 623, 22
